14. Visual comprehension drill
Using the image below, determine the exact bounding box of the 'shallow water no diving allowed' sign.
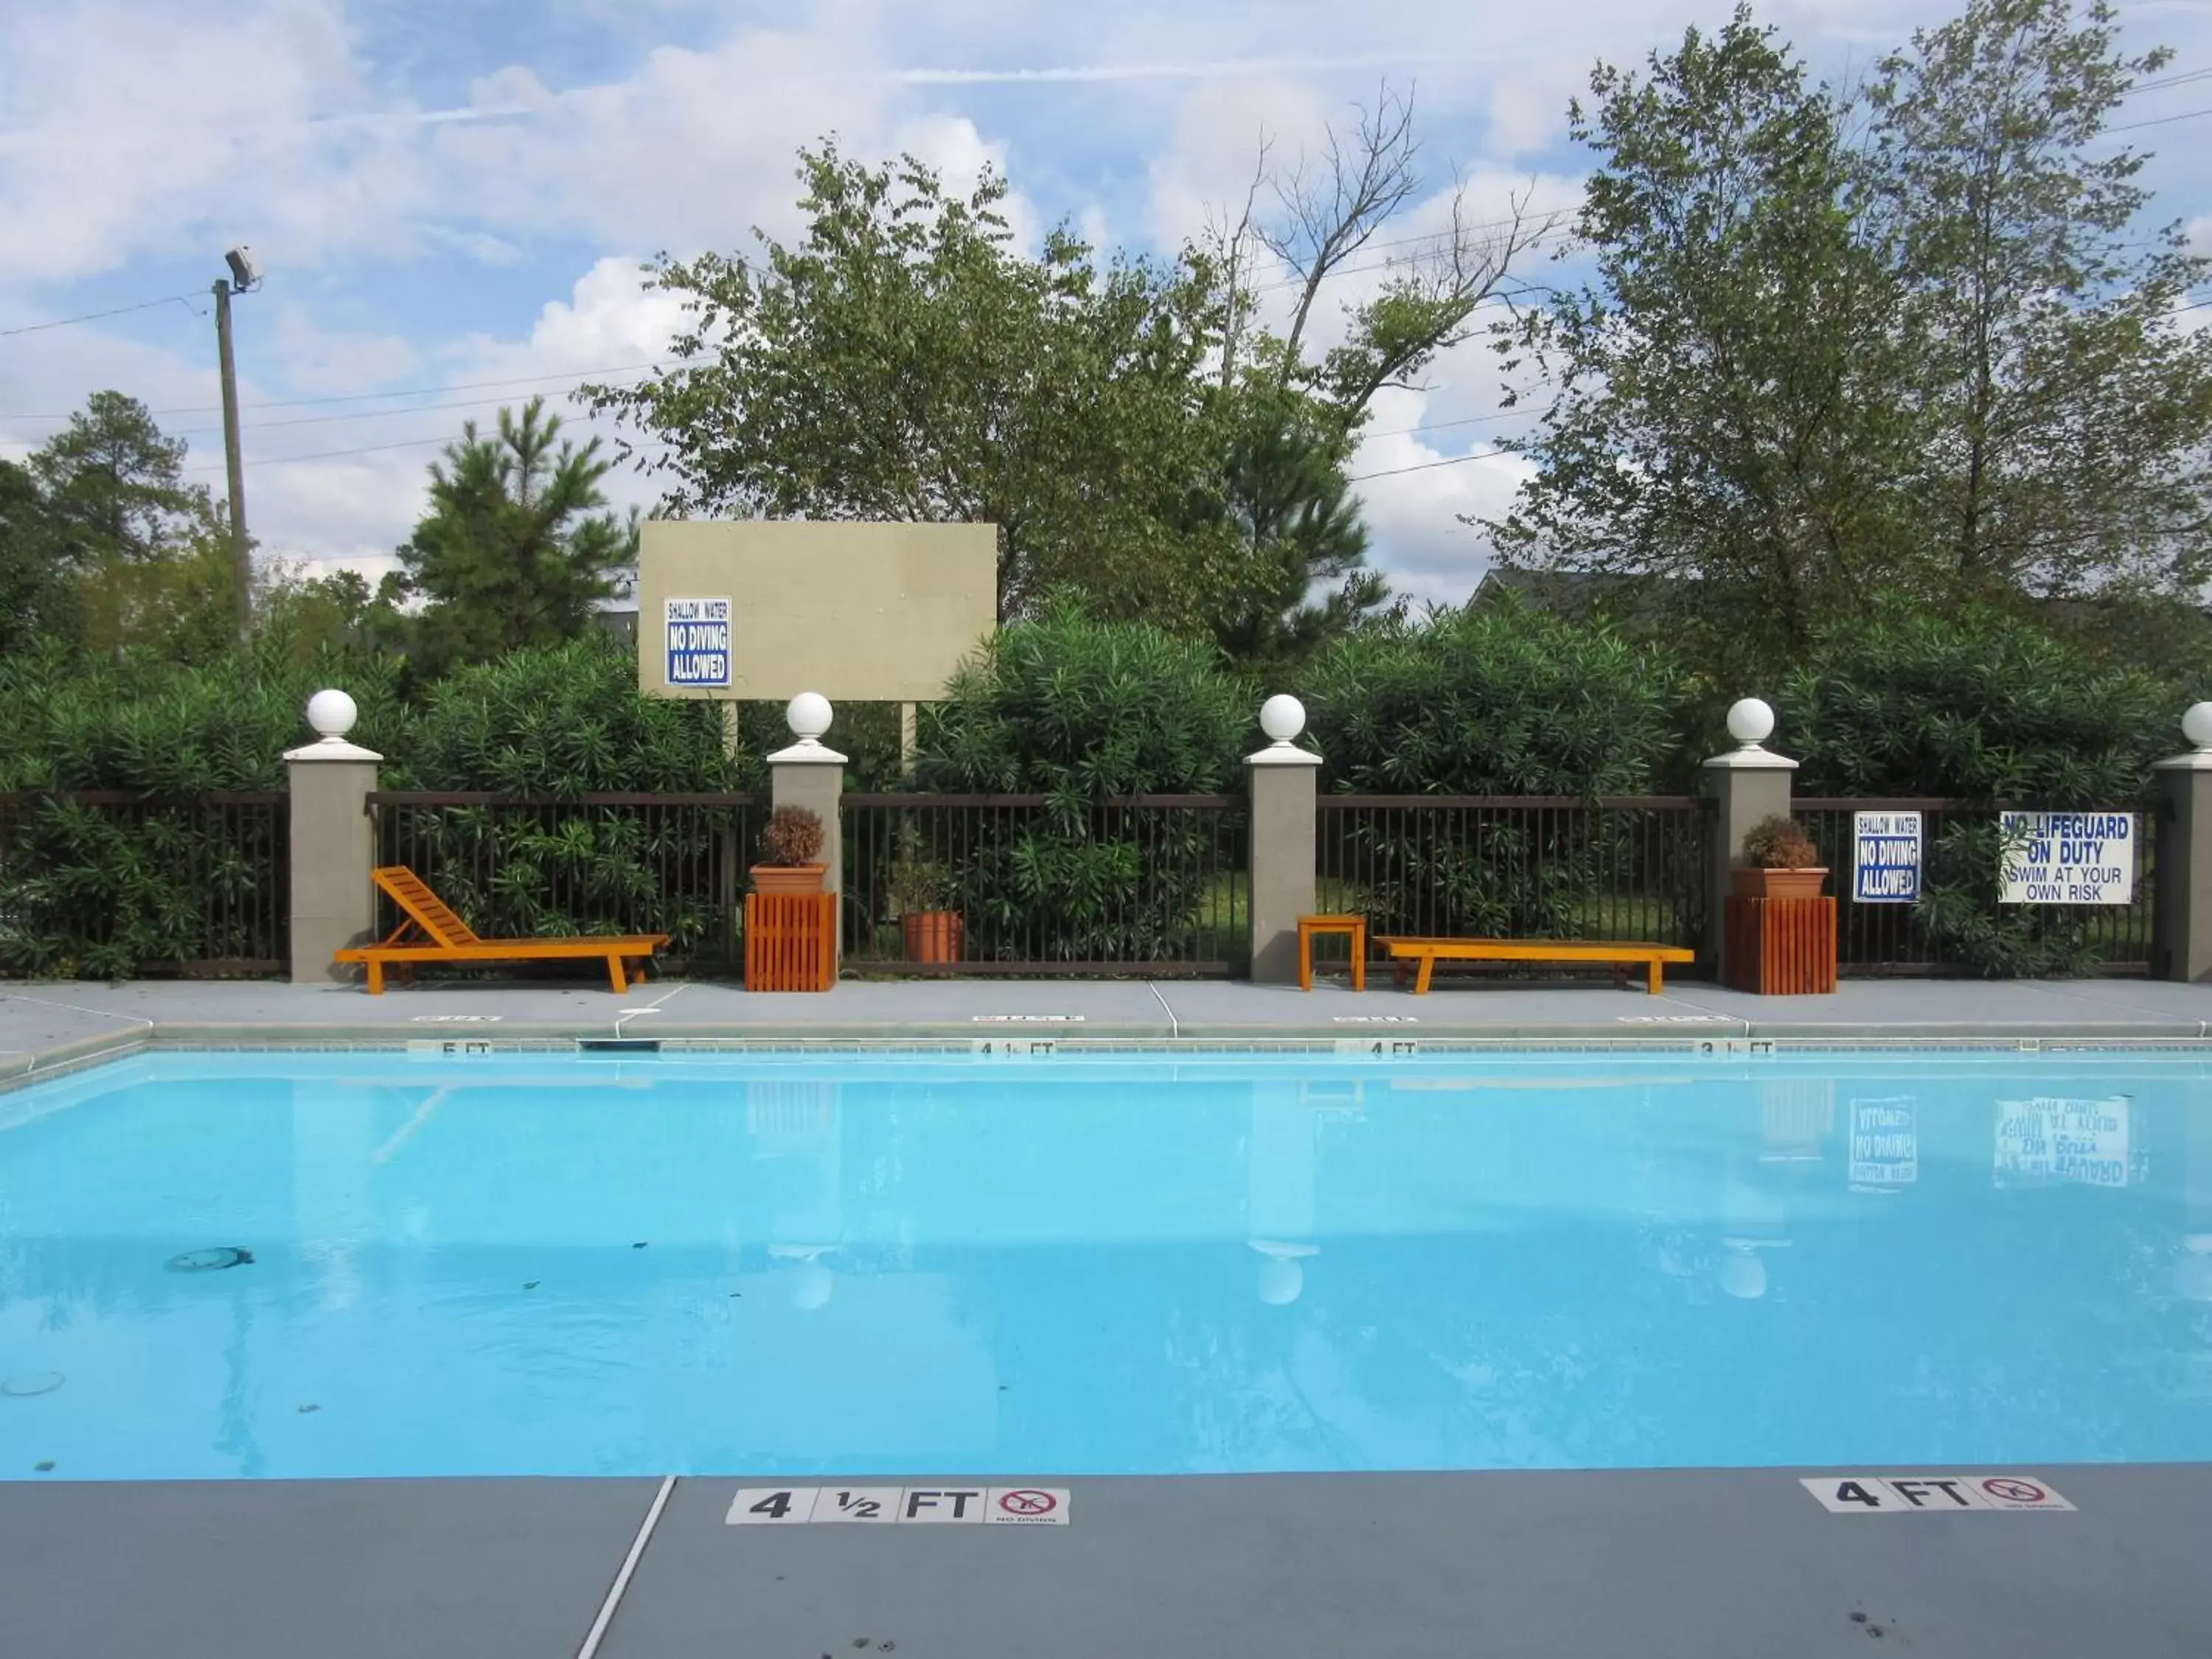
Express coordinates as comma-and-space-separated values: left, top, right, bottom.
664, 596, 732, 688
1852, 812, 1922, 904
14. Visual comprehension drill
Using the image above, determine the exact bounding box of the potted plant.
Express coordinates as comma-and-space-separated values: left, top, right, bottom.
751, 804, 828, 895
1733, 815, 1827, 900
887, 836, 963, 964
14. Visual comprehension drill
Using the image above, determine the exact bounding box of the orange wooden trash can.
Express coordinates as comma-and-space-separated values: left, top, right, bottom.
745, 892, 838, 991
1723, 896, 1837, 995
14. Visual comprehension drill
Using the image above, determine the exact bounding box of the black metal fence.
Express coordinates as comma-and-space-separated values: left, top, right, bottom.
1797, 799, 2154, 975
367, 793, 763, 969
0, 790, 288, 977
1315, 796, 1714, 972
842, 793, 1250, 974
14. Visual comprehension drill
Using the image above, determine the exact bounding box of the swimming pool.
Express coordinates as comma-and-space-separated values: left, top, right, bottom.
1, 1048, 2208, 1481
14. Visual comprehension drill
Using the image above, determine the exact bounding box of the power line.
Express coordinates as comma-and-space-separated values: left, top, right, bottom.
0, 360, 670, 424
1348, 445, 1512, 482
180, 434, 467, 474
0, 292, 206, 340
167, 373, 655, 441
1365, 408, 1521, 439
2127, 66, 2212, 97
2107, 103, 2212, 133
181, 426, 675, 476
1253, 232, 1565, 295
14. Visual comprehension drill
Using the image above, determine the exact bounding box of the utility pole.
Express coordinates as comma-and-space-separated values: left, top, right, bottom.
215, 248, 260, 646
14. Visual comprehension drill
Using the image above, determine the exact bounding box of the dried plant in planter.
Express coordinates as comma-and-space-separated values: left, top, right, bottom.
1741, 815, 1820, 869
1732, 814, 1827, 902
752, 804, 830, 895
760, 805, 826, 866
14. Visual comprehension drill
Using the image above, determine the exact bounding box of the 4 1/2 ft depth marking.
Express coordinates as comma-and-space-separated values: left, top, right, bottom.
727, 1486, 1071, 1526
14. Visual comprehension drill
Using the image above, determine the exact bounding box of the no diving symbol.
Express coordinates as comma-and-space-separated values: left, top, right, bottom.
1981, 1478, 2045, 1504
998, 1489, 1056, 1517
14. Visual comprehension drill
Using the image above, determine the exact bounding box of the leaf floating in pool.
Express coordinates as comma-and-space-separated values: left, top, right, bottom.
632, 1242, 649, 1250
1, 1371, 65, 1398
167, 1247, 253, 1273
35, 1461, 55, 1472
297, 1403, 321, 1414
524, 1281, 540, 1290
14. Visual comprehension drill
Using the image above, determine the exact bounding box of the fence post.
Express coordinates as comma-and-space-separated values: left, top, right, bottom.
769, 695, 846, 987
282, 689, 382, 985
1702, 698, 1798, 981
2152, 703, 2212, 982
1245, 694, 1322, 984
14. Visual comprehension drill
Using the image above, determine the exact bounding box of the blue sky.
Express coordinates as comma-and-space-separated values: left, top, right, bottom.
2, 0, 2208, 605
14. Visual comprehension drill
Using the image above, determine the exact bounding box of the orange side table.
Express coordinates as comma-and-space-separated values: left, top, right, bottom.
1298, 914, 1367, 991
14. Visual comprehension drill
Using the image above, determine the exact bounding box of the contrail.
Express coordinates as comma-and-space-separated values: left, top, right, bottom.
0, 46, 1493, 152
894, 50, 1489, 83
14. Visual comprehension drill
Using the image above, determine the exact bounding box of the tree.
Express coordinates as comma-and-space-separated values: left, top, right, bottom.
1481, 8, 1924, 681
1482, 0, 2212, 684
1206, 366, 1384, 668
9, 392, 237, 660
1228, 82, 1557, 423
588, 145, 1243, 631
255, 563, 412, 664
392, 397, 637, 672
0, 458, 80, 657
28, 390, 219, 568
1868, 0, 2212, 600
1200, 84, 1557, 662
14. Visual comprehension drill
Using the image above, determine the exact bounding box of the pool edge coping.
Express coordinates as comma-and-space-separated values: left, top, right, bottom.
6, 1023, 2212, 1095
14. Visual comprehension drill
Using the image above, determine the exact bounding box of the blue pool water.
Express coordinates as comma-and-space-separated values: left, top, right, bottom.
2, 1048, 2210, 1481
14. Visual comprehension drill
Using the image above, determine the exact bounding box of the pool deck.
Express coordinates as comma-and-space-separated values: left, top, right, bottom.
4, 1465, 2210, 1658
8, 971, 2212, 1080
7, 975, 2212, 1655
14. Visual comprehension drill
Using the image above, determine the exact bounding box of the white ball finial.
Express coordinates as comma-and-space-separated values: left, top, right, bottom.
1725, 698, 1775, 748
785, 692, 833, 741
1259, 694, 1306, 745
2185, 703, 2212, 752
306, 689, 358, 741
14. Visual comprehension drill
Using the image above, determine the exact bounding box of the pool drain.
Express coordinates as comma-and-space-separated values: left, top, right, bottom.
1, 1372, 64, 1398
167, 1247, 254, 1273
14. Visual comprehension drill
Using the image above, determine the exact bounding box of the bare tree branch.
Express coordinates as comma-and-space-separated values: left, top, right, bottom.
1207, 133, 1272, 389
1259, 80, 1423, 361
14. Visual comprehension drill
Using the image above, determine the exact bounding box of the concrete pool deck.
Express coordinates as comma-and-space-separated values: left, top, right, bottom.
4, 1465, 2210, 1658
9, 973, 2212, 1080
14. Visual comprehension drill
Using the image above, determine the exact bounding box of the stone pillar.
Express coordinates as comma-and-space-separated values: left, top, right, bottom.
2152, 703, 2212, 983
1702, 697, 1798, 981
1245, 694, 1322, 985
282, 689, 383, 985
768, 690, 846, 895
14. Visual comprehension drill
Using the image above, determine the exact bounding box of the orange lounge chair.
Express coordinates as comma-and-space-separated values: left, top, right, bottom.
334, 866, 669, 994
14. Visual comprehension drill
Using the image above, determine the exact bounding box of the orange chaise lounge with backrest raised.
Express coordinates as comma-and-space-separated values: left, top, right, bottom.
334, 866, 669, 994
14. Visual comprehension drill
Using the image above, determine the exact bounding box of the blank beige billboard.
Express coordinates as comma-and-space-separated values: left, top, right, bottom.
637, 521, 998, 703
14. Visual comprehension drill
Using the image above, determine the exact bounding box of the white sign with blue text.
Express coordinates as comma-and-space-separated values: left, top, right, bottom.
1998, 811, 2135, 905
1852, 811, 1922, 904
664, 596, 732, 688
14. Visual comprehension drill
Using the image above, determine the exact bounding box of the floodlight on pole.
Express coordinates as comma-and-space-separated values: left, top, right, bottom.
213, 246, 260, 645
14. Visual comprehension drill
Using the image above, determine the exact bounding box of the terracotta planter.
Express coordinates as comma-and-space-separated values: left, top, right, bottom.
751, 863, 827, 896
901, 911, 965, 964
1731, 866, 1828, 900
